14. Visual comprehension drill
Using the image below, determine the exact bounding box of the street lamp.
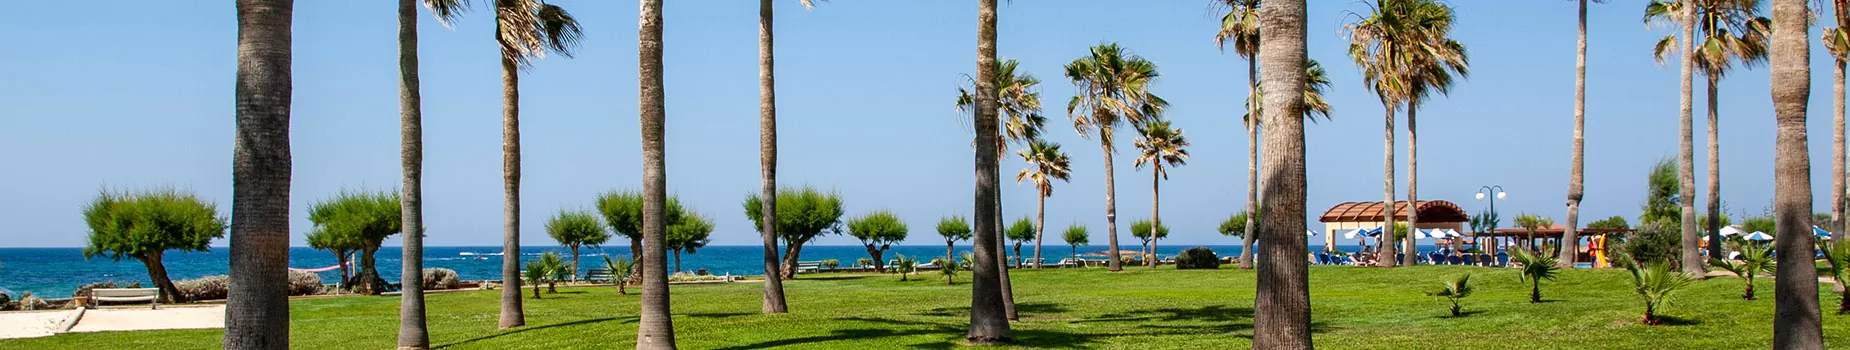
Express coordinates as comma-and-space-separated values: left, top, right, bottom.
1477, 185, 1506, 263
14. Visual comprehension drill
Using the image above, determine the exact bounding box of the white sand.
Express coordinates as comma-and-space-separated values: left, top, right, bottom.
66, 305, 224, 333
0, 310, 78, 339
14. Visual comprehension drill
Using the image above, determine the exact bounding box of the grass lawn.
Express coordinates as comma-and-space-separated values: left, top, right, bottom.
4, 265, 1846, 349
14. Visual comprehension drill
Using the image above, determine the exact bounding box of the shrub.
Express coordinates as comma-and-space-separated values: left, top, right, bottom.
856, 257, 873, 268
422, 268, 460, 290
820, 259, 840, 269
1175, 247, 1220, 269
669, 272, 724, 282
1615, 221, 1680, 269
16, 292, 47, 311
288, 270, 322, 296
176, 275, 230, 301
1627, 261, 1693, 325
72, 281, 142, 298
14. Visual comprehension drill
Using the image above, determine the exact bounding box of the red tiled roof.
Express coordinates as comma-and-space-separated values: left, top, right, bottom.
1317, 200, 1470, 223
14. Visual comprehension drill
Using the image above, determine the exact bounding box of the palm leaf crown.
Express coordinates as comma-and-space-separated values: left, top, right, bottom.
1132, 120, 1189, 179
1645, 0, 1770, 78
1066, 43, 1168, 147
1345, 0, 1471, 108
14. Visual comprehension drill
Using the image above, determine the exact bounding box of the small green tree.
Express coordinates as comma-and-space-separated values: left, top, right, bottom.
598, 190, 686, 284
1739, 215, 1774, 235
305, 225, 362, 289
1627, 261, 1694, 325
1818, 240, 1850, 314
847, 210, 908, 272
1587, 216, 1630, 230
307, 190, 402, 294
892, 254, 917, 281
1218, 211, 1251, 237
82, 188, 227, 303
1711, 240, 1774, 300
545, 209, 610, 280
601, 254, 634, 295
1130, 219, 1169, 264
937, 216, 973, 268
1510, 246, 1561, 303
667, 210, 714, 273
1640, 157, 1681, 226
1005, 217, 1036, 267
1424, 274, 1475, 317
744, 186, 845, 279
1063, 224, 1090, 266
1513, 213, 1554, 250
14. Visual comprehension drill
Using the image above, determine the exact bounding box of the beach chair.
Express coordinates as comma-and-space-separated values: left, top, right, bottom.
1495, 253, 1510, 267
1396, 253, 1405, 264
1448, 255, 1463, 265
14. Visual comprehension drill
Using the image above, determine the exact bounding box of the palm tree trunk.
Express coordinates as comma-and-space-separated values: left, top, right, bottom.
228, 1, 293, 347
1559, 0, 1589, 270
637, 0, 677, 348
1379, 105, 1399, 269
1838, 58, 1848, 245
1252, 0, 1312, 346
1705, 76, 1724, 262
495, 18, 526, 329
1149, 169, 1160, 268
1032, 194, 1045, 268
1241, 50, 1259, 270
756, 0, 789, 315
1769, 1, 1825, 345
1531, 280, 1541, 303
995, 158, 1017, 321
967, 0, 1011, 343
395, 1, 429, 347
1677, 4, 1703, 277
1102, 135, 1122, 272
1405, 97, 1420, 267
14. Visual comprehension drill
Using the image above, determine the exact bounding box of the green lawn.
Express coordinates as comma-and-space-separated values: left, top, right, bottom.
5, 265, 1846, 349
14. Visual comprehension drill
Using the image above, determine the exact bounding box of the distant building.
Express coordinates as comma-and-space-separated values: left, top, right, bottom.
1317, 200, 1469, 251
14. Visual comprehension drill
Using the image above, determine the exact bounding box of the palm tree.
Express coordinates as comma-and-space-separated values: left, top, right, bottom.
1348, 0, 1469, 267
1627, 262, 1694, 325
1509, 246, 1560, 303
1644, 0, 1705, 276
958, 57, 1044, 321
1709, 240, 1773, 300
1016, 140, 1071, 268
227, 0, 293, 348
1424, 274, 1474, 317
1561, 0, 1609, 268
757, 0, 815, 315
1133, 120, 1189, 268
1216, 0, 1262, 270
1827, 0, 1850, 244
1065, 43, 1167, 273
1233, 60, 1334, 269
398, 0, 466, 347
966, 0, 1011, 343
1252, 0, 1313, 346
637, 0, 675, 347
1768, 0, 1825, 345
487, 0, 583, 330
1647, 0, 1769, 266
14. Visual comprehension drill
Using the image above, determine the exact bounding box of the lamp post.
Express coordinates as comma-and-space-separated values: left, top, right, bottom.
1476, 185, 1506, 264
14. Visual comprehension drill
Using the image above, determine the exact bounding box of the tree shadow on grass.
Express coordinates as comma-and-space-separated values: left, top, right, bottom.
712, 324, 961, 350
686, 312, 754, 318
435, 316, 637, 349
1654, 315, 1701, 326
1434, 310, 1486, 319
916, 302, 1071, 317
1075, 304, 1254, 324
789, 275, 876, 281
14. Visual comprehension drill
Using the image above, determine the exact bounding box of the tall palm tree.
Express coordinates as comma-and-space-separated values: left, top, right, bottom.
1644, 0, 1703, 276
1217, 0, 1264, 270
1768, 0, 1825, 346
1561, 0, 1608, 267
1133, 120, 1189, 268
228, 1, 292, 348
1233, 60, 1333, 269
489, 0, 583, 330
637, 0, 675, 347
398, 0, 465, 347
1649, 0, 1769, 264
1347, 0, 1469, 267
958, 58, 1043, 321
1827, 0, 1850, 244
757, 0, 814, 316
1065, 43, 1167, 273
966, 0, 1010, 344
1252, 0, 1313, 347
1017, 140, 1071, 269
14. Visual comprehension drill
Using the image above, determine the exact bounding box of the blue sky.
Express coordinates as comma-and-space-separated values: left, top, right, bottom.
1, 1, 1841, 248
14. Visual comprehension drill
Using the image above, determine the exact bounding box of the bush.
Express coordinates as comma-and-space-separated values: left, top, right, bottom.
669, 271, 723, 282
288, 270, 323, 296
16, 292, 48, 311
820, 259, 840, 269
1615, 221, 1680, 269
1175, 247, 1220, 270
72, 281, 142, 298
176, 275, 230, 301
422, 268, 460, 290
0, 292, 10, 310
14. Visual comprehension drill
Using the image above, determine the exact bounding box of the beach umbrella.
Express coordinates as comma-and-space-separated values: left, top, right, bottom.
1719, 226, 1746, 237
1343, 228, 1370, 239
1439, 228, 1463, 238
1743, 231, 1774, 241
1814, 225, 1834, 238
1306, 230, 1318, 237
1410, 229, 1435, 240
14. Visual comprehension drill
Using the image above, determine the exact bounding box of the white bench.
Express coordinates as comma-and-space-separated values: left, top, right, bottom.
92, 288, 160, 309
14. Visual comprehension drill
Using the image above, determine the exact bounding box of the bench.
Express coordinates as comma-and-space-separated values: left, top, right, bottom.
92, 288, 160, 309
585, 269, 615, 283
795, 261, 823, 274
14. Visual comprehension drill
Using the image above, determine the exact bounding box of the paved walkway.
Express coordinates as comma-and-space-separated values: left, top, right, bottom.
0, 310, 77, 339
66, 305, 224, 333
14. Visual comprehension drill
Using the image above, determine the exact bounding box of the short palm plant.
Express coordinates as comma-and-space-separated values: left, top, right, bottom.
522, 260, 549, 299
536, 252, 568, 293
936, 256, 959, 285
892, 254, 917, 281
1509, 246, 1560, 303
1820, 239, 1850, 314
1709, 240, 1774, 300
1627, 261, 1694, 325
601, 254, 634, 295
1424, 274, 1475, 317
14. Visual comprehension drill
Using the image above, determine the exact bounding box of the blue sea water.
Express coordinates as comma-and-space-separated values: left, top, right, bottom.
0, 244, 1431, 298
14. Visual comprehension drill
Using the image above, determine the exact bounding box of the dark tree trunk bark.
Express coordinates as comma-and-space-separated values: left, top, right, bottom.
637, 0, 677, 347
228, 1, 294, 347
757, 0, 789, 315
495, 13, 526, 329
1561, 0, 1588, 269
781, 241, 804, 280
1769, 1, 1825, 346
1705, 76, 1724, 262
396, 0, 429, 347
966, 0, 1011, 343
1102, 136, 1122, 272
1677, 4, 1702, 277
141, 253, 183, 303
1150, 170, 1160, 269
570, 245, 581, 280
1404, 97, 1420, 267
995, 175, 1016, 321
1379, 105, 1398, 269
358, 245, 385, 295
629, 237, 643, 284
1252, 1, 1312, 347
1033, 194, 1046, 268
866, 246, 886, 273
1531, 281, 1542, 303
673, 250, 682, 274
1241, 53, 1259, 270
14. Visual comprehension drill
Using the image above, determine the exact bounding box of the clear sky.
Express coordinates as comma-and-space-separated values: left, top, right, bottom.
1, 1, 1842, 248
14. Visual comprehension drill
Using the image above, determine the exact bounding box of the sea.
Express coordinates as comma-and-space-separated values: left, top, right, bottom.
0, 244, 1434, 298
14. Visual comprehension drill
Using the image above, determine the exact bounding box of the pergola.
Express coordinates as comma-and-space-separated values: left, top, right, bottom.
1478, 225, 1631, 253
1317, 200, 1470, 252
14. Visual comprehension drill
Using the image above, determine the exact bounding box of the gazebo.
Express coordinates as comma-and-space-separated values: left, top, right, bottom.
1317, 200, 1470, 252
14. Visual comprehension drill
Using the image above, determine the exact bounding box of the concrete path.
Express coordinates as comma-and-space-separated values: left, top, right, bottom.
66, 305, 224, 333
0, 310, 78, 339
